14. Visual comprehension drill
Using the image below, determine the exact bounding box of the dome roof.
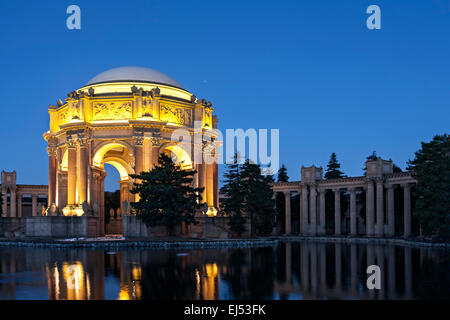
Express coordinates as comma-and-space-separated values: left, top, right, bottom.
86, 66, 184, 89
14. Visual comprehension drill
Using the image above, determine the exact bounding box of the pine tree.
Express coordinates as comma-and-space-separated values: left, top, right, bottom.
220, 154, 247, 236
130, 153, 202, 235
277, 164, 289, 182
407, 134, 450, 238
242, 160, 277, 236
325, 152, 345, 179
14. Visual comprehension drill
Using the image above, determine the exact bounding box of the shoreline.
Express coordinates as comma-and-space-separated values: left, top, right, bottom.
0, 235, 449, 249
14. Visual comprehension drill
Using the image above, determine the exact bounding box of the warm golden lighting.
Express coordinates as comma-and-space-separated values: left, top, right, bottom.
201, 263, 219, 300
62, 205, 84, 216
205, 207, 217, 217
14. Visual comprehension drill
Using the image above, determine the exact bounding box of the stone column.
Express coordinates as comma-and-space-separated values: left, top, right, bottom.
333, 189, 341, 235
47, 146, 57, 206
375, 179, 384, 237
99, 171, 106, 236
284, 191, 291, 234
1, 189, 6, 217
134, 136, 144, 202
150, 137, 161, 169
366, 180, 375, 236
309, 184, 317, 235
32, 194, 38, 216
318, 189, 326, 235
134, 137, 144, 175
387, 184, 395, 236
349, 187, 357, 235
17, 193, 22, 218
10, 189, 16, 218
206, 163, 214, 209
77, 137, 88, 204
301, 185, 308, 234
67, 142, 77, 206
213, 162, 219, 209
402, 184, 412, 238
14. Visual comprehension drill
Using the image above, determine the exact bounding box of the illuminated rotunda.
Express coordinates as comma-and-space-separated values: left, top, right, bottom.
43, 67, 220, 236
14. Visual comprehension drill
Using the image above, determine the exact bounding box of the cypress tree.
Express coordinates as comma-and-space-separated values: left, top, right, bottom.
325, 152, 345, 179
130, 153, 202, 235
277, 164, 289, 182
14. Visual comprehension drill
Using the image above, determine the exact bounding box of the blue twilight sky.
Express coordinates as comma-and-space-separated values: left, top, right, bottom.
0, 0, 448, 191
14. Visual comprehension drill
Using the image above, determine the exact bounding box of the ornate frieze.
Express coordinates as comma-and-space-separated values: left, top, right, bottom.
160, 104, 192, 125
59, 108, 69, 124
93, 102, 132, 120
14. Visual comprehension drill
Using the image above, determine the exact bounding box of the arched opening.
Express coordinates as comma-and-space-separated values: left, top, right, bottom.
162, 144, 192, 170
92, 142, 135, 236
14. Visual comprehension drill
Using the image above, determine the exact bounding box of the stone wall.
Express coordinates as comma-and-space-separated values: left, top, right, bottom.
122, 215, 178, 238
25, 216, 99, 238
123, 214, 231, 239
0, 218, 25, 236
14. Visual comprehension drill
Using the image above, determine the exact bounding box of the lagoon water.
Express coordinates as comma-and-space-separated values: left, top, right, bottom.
0, 241, 449, 300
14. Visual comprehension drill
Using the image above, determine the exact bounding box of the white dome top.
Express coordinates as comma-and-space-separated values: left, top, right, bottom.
86, 66, 184, 88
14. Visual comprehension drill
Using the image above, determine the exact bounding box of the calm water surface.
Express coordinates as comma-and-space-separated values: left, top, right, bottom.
0, 242, 449, 300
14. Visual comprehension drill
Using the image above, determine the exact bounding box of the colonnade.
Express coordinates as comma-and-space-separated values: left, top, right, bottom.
1, 171, 48, 218
276, 178, 415, 238
47, 130, 219, 218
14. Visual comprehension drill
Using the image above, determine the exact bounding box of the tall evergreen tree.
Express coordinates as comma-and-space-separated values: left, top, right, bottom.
407, 134, 450, 238
130, 153, 202, 235
325, 152, 345, 179
277, 164, 289, 182
220, 154, 247, 235
242, 160, 277, 235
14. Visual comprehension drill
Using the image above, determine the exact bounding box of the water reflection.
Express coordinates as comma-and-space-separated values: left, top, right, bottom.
0, 242, 449, 300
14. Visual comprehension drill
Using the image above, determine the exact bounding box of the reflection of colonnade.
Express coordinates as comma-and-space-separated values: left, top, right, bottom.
273, 159, 416, 237
276, 242, 415, 299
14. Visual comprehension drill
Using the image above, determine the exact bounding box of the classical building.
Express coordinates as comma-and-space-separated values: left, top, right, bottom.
1, 171, 48, 218
35, 66, 220, 237
272, 158, 417, 238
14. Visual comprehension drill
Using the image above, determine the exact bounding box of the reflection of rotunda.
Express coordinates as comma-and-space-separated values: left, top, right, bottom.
43, 67, 219, 236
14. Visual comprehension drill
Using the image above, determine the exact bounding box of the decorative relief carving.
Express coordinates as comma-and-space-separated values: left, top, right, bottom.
150, 136, 162, 146
77, 134, 88, 147
72, 101, 80, 120
142, 99, 152, 117
204, 108, 212, 127
160, 104, 192, 125
93, 102, 132, 120
133, 135, 144, 146
59, 109, 69, 124
47, 147, 57, 156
